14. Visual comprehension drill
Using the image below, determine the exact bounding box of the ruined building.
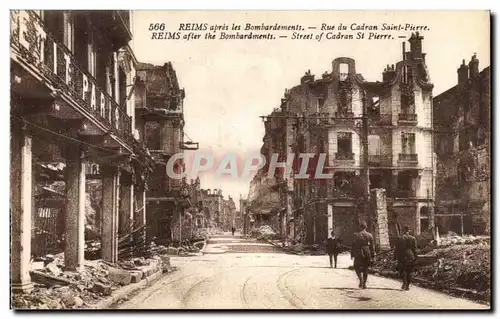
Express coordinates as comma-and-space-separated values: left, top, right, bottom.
10, 10, 154, 291
201, 188, 223, 229
433, 55, 491, 235
134, 61, 196, 244
222, 196, 237, 231
253, 32, 435, 246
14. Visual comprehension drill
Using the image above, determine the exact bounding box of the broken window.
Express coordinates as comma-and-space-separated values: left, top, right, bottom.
401, 133, 416, 154
119, 67, 127, 109
369, 96, 380, 118
402, 65, 413, 84
63, 12, 75, 52
317, 98, 325, 113
43, 11, 65, 44
337, 132, 352, 155
397, 172, 413, 191
368, 135, 381, 156
459, 131, 468, 151
73, 14, 89, 73
369, 173, 384, 189
334, 172, 354, 189
339, 63, 349, 81
145, 121, 162, 150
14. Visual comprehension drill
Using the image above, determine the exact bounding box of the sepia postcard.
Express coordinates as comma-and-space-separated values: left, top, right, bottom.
9, 9, 491, 310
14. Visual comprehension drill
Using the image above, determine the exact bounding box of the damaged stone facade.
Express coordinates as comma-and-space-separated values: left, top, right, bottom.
433, 55, 491, 236
134, 61, 198, 244
200, 188, 223, 228
10, 10, 154, 292
222, 196, 237, 231
251, 33, 435, 246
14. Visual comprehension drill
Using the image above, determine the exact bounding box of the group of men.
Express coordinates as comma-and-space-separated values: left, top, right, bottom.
326, 222, 418, 291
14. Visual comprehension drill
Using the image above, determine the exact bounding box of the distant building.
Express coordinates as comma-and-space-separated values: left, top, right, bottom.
201, 188, 223, 228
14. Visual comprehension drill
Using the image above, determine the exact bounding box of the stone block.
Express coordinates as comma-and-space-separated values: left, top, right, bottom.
61, 293, 84, 307
91, 282, 112, 296
108, 267, 132, 285
129, 271, 142, 283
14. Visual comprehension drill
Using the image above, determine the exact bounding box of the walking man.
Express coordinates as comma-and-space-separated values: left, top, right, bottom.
351, 221, 375, 289
326, 231, 343, 268
395, 225, 418, 291
231, 227, 235, 236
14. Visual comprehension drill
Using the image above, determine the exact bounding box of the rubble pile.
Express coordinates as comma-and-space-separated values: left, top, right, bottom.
252, 225, 280, 241
438, 234, 490, 246
284, 243, 326, 256
371, 239, 491, 303
12, 252, 173, 309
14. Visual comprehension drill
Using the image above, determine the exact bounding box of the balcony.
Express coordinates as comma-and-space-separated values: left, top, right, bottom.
368, 155, 392, 167
398, 153, 418, 166
335, 152, 354, 161
398, 113, 418, 126
10, 10, 133, 143
334, 111, 355, 125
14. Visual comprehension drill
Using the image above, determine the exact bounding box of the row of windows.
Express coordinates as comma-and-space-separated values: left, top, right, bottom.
335, 132, 416, 155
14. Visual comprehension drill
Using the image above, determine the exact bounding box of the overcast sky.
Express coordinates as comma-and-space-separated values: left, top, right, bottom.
132, 11, 490, 210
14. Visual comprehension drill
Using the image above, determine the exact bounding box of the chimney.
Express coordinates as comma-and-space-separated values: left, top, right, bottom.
469, 53, 479, 79
402, 42, 406, 61
457, 59, 469, 87
383, 64, 396, 82
409, 32, 424, 60
300, 70, 314, 85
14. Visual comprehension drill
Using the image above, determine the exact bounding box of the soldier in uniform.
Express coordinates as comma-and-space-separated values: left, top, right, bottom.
394, 225, 418, 291
351, 221, 375, 289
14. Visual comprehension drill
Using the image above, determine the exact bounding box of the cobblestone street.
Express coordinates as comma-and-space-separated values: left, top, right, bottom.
118, 233, 488, 310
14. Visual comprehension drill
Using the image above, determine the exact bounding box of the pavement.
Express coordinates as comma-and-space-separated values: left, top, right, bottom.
117, 232, 489, 310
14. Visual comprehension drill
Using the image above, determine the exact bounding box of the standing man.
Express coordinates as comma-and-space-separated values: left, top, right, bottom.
326, 231, 343, 268
231, 226, 235, 236
351, 221, 375, 289
394, 225, 418, 291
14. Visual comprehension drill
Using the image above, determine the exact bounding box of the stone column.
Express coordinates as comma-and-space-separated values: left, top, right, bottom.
119, 177, 134, 235
64, 147, 86, 271
371, 188, 390, 251
102, 166, 120, 263
11, 127, 33, 292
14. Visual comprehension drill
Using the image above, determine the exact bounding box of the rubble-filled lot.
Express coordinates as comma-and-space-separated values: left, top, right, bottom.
371, 236, 490, 304
12, 251, 175, 309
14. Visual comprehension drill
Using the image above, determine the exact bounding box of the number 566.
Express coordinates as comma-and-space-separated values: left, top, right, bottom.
149, 23, 166, 31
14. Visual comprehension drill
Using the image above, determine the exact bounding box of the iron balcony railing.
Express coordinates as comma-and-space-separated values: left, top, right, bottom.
398, 153, 418, 162
335, 152, 355, 161
10, 10, 132, 141
368, 154, 392, 166
334, 111, 355, 118
398, 113, 418, 123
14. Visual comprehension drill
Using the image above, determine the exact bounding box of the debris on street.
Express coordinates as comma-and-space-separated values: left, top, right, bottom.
12, 252, 176, 309
371, 235, 490, 304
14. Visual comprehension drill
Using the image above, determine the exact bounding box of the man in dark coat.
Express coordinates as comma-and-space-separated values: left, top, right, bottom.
326, 231, 343, 268
394, 225, 418, 290
351, 221, 375, 289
